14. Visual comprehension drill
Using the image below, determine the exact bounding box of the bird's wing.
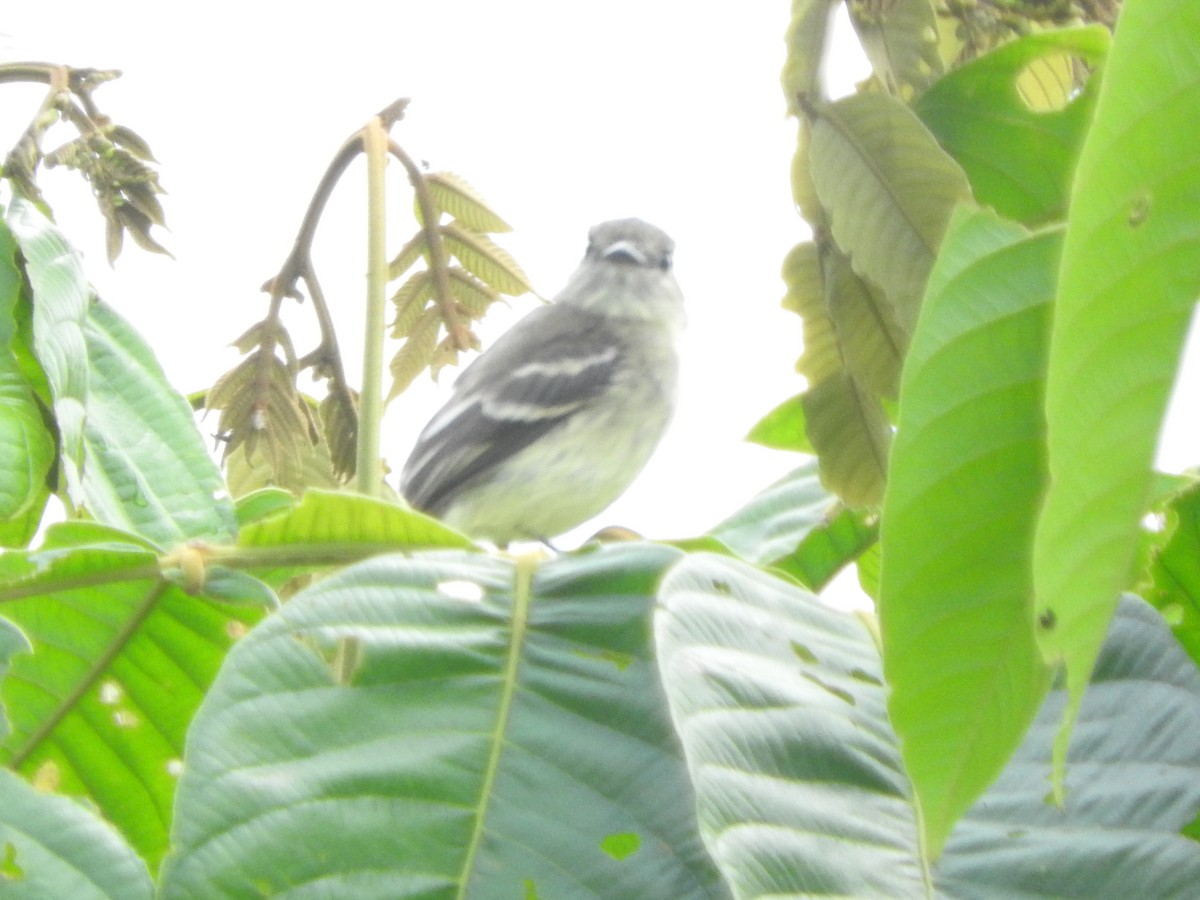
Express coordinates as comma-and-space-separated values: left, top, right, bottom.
400, 304, 623, 515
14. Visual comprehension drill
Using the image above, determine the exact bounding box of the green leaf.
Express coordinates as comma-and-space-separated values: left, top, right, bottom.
0, 769, 153, 900
1032, 0, 1200, 795
232, 487, 295, 528
160, 546, 729, 898
775, 505, 878, 592
916, 26, 1111, 225
802, 370, 891, 507
939, 597, 1200, 896
849, 0, 944, 96
238, 488, 475, 552
823, 247, 904, 398
657, 554, 1200, 894
808, 91, 971, 334
4, 197, 89, 505
881, 205, 1059, 858
781, 241, 841, 388
781, 0, 838, 111
709, 458, 837, 564
186, 566, 279, 610
440, 223, 533, 297
82, 300, 237, 545
656, 554, 929, 896
0, 218, 54, 544
1147, 482, 1200, 667
0, 525, 261, 872
745, 393, 810, 452
422, 172, 512, 233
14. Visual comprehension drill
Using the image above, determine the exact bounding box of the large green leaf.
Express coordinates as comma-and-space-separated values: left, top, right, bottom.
657, 554, 1200, 895
160, 545, 728, 898
808, 91, 971, 335
4, 197, 88, 505
0, 768, 153, 899
880, 206, 1058, 857
657, 554, 928, 896
0, 523, 262, 872
0, 217, 54, 545
1032, 0, 1200, 791
939, 597, 1200, 896
916, 26, 1111, 225
238, 487, 474, 552
82, 300, 237, 545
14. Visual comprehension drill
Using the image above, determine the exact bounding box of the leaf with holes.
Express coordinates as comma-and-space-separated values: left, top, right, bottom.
0, 522, 261, 873
1032, 0, 1200, 796
916, 26, 1110, 224
0, 768, 154, 899
881, 205, 1060, 858
159, 545, 728, 898
657, 554, 1200, 893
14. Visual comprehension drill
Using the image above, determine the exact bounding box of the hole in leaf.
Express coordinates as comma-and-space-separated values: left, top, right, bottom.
114, 710, 140, 729
849, 667, 883, 686
711, 579, 732, 596
1128, 191, 1152, 228
1016, 53, 1092, 112
99, 680, 123, 705
600, 832, 641, 860
1, 842, 24, 882
437, 579, 484, 603
575, 648, 635, 671
791, 641, 819, 665
802, 671, 855, 705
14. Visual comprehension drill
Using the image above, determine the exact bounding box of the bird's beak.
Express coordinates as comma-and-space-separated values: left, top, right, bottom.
602, 240, 647, 266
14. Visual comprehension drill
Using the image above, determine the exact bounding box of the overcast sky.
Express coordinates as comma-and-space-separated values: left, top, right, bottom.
2, 4, 1197, 589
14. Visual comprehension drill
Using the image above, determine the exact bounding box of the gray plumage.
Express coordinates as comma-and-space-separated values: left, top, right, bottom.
400, 218, 684, 542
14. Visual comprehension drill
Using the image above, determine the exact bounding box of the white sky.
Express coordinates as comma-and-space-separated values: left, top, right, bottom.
2, 3, 1197, 582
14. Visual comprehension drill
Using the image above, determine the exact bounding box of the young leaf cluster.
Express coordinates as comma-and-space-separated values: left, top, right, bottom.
0, 63, 168, 262
202, 105, 530, 496
387, 170, 532, 400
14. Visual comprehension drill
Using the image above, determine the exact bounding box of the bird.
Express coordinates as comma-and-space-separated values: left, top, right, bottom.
400, 217, 684, 543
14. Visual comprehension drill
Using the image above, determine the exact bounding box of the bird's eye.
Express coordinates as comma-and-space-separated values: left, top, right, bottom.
659, 253, 672, 270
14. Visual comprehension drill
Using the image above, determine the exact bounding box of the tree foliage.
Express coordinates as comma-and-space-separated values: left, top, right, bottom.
1, 0, 1200, 895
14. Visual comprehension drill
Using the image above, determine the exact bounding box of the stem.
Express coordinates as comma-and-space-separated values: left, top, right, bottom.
357, 116, 389, 497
